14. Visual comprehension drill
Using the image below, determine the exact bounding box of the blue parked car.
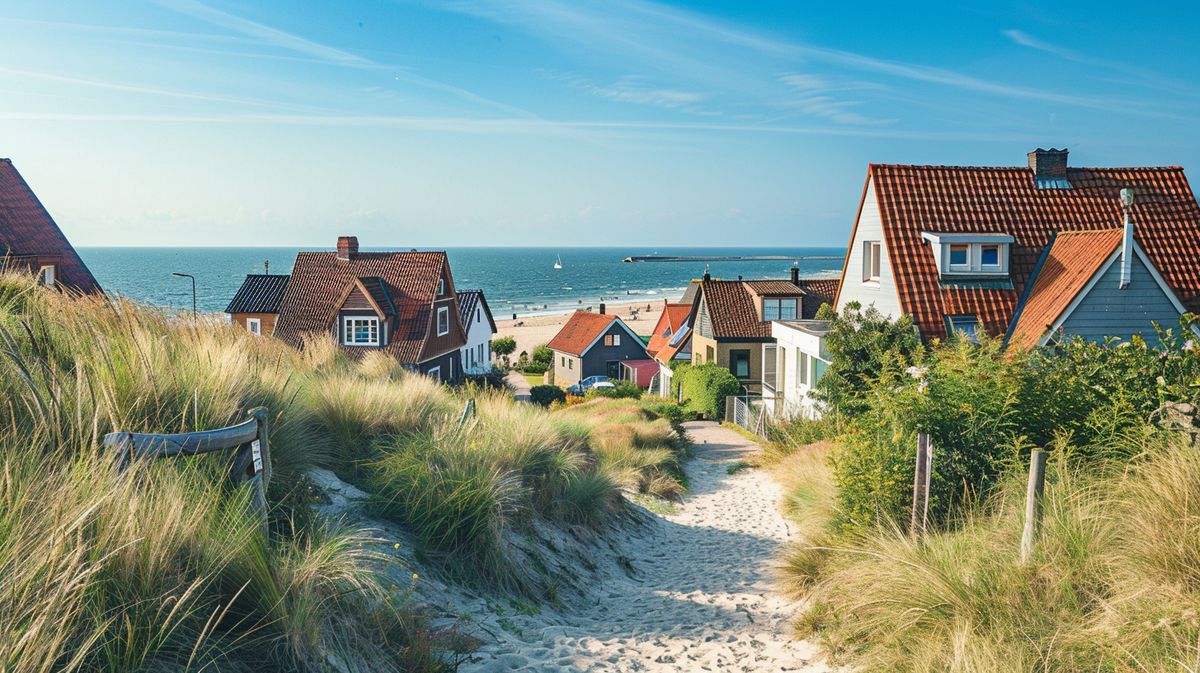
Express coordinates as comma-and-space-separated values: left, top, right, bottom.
567, 375, 615, 396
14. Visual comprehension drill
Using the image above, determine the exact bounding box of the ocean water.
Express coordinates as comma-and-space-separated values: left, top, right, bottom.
76, 247, 845, 317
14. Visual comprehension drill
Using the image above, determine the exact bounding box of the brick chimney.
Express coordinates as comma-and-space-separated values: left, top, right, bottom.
1027, 148, 1068, 179
336, 236, 359, 261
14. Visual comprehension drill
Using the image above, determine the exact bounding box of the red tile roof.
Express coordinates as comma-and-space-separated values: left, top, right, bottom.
0, 159, 101, 293
795, 277, 840, 318
701, 279, 802, 339
272, 251, 463, 363
847, 163, 1200, 340
646, 303, 692, 357
1007, 229, 1123, 348
547, 311, 620, 356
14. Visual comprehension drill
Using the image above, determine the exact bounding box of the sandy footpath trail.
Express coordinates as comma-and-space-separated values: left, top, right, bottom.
461, 421, 831, 672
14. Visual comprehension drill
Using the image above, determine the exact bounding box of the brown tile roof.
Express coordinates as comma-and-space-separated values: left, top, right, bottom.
547, 311, 620, 356
850, 163, 1200, 340
796, 277, 841, 318
225, 274, 290, 314
0, 159, 101, 293
1007, 229, 1123, 348
647, 303, 692, 357
743, 280, 803, 296
701, 280, 772, 339
273, 251, 463, 363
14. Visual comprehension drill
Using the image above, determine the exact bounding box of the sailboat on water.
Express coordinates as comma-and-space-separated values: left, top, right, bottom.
553, 254, 563, 270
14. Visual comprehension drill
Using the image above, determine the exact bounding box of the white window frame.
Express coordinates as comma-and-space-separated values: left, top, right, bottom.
246, 317, 262, 336
948, 244, 970, 271
428, 366, 441, 382
38, 264, 55, 287
438, 278, 445, 296
436, 306, 450, 336
922, 233, 1013, 277
342, 316, 380, 346
862, 241, 881, 284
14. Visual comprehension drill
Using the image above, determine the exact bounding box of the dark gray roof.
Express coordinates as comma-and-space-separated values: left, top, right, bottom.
457, 289, 497, 333
225, 274, 290, 314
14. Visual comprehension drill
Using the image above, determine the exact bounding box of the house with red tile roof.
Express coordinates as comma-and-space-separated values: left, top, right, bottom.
0, 158, 101, 294
688, 268, 823, 395
228, 236, 467, 382
547, 310, 648, 388
646, 303, 693, 361
833, 148, 1200, 347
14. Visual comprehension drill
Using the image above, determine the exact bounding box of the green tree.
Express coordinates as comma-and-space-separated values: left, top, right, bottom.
532, 344, 554, 366
815, 301, 923, 417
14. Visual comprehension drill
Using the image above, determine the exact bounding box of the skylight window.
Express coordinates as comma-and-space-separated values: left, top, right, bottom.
947, 315, 980, 344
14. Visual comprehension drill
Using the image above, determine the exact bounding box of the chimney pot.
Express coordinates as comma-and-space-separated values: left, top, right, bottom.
336, 236, 359, 261
1028, 148, 1069, 179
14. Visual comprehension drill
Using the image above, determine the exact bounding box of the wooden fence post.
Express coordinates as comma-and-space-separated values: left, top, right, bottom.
911, 433, 932, 536
458, 398, 476, 428
1020, 448, 1047, 564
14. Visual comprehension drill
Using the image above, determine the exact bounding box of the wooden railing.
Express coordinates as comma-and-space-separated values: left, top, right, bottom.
104, 407, 273, 535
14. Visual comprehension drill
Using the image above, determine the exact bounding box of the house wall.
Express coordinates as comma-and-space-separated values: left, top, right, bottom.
554, 351, 583, 386
421, 265, 467, 361
835, 176, 905, 318
689, 334, 766, 394
460, 311, 494, 375
767, 323, 831, 420
1057, 252, 1184, 347
231, 313, 277, 336
579, 323, 649, 380
418, 349, 460, 385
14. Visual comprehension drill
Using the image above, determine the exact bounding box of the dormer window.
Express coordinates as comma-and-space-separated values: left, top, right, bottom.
343, 316, 380, 346
762, 298, 798, 321
921, 233, 1014, 277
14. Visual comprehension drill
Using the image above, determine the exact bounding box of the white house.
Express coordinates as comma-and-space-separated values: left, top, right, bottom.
457, 290, 497, 375
762, 320, 832, 420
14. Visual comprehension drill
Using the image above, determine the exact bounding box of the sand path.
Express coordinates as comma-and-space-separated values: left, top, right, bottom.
461, 421, 830, 672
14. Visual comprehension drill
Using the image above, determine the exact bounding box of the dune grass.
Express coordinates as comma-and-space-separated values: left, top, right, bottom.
771, 422, 1200, 672
0, 273, 690, 669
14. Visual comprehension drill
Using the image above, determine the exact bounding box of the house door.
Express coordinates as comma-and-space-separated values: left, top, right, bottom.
606, 361, 621, 379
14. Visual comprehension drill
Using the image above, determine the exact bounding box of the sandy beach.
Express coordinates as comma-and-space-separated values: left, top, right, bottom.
495, 299, 671, 358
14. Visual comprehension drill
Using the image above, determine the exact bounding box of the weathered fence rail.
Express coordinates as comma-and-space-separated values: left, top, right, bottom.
104, 407, 273, 535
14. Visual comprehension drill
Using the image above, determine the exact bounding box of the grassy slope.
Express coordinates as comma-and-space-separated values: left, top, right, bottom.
767, 425, 1200, 673
0, 274, 688, 672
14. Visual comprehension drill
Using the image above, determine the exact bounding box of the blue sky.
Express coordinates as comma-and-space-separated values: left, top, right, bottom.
2, 0, 1199, 247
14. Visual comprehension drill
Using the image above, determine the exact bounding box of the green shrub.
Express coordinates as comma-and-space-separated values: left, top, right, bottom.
640, 397, 689, 425
586, 380, 643, 400
678, 363, 741, 419
815, 301, 923, 418
531, 344, 554, 366
530, 384, 566, 407
520, 360, 548, 375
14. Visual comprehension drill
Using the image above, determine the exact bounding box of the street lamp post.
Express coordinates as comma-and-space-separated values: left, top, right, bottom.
171, 272, 196, 318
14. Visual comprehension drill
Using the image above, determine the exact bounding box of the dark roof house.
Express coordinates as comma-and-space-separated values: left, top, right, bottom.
0, 158, 101, 293
457, 290, 496, 333
235, 236, 467, 380
225, 274, 290, 314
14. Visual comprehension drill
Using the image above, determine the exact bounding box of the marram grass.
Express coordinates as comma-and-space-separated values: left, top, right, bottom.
0, 273, 690, 669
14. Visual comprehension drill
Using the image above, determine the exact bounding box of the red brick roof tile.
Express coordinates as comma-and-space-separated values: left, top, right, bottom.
1007, 229, 1123, 348
795, 277, 840, 318
0, 159, 101, 293
547, 311, 620, 356
701, 280, 773, 339
646, 303, 692, 357
859, 163, 1200, 340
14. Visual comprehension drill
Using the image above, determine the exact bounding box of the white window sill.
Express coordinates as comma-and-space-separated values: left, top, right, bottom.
862, 279, 881, 288
343, 342, 380, 347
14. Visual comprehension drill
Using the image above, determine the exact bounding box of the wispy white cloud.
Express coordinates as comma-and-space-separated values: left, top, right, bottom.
540, 71, 706, 111
154, 0, 538, 118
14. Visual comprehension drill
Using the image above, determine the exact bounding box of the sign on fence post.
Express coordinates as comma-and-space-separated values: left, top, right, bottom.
911, 433, 933, 536
1020, 448, 1048, 564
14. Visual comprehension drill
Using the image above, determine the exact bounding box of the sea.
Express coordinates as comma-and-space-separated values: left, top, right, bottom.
76, 247, 845, 318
